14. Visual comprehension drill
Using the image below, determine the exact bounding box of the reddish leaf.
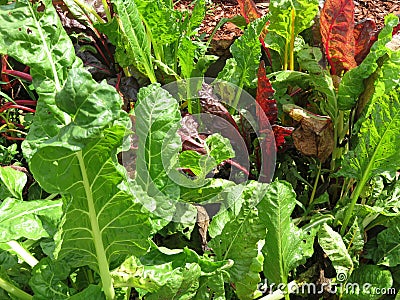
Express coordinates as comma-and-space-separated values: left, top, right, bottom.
238, 0, 261, 23
256, 61, 293, 151
256, 61, 277, 125
393, 23, 400, 36
320, 0, 357, 75
272, 125, 294, 148
354, 19, 377, 64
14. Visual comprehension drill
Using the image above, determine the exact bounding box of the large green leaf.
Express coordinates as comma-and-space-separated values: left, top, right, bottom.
99, 0, 156, 82
0, 0, 81, 158
0, 167, 26, 200
318, 223, 353, 279
338, 14, 399, 110
29, 68, 152, 300
208, 182, 267, 300
134, 83, 181, 199
258, 181, 315, 289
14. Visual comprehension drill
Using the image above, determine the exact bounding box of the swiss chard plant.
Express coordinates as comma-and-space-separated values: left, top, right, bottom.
0, 0, 400, 299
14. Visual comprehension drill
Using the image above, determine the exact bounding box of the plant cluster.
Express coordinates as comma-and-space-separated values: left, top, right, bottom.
0, 0, 400, 299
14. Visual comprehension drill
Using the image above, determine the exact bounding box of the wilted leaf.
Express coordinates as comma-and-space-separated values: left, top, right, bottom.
320, 0, 357, 75
284, 104, 334, 161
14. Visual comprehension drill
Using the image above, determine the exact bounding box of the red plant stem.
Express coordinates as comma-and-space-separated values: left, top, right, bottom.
225, 159, 250, 176
0, 104, 36, 113
115, 72, 122, 91
1, 56, 12, 90
1, 133, 25, 141
2, 69, 32, 82
14, 100, 37, 106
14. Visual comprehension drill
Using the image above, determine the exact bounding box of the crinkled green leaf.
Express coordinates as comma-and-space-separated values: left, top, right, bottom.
337, 85, 400, 183
338, 14, 399, 110
135, 0, 181, 45
112, 246, 230, 298
99, 0, 156, 82
342, 265, 393, 300
29, 68, 151, 299
0, 0, 81, 158
29, 257, 74, 299
179, 133, 235, 178
318, 223, 353, 279
0, 198, 62, 243
269, 70, 337, 118
68, 285, 105, 300
218, 16, 269, 88
343, 218, 364, 267
209, 182, 267, 300
208, 182, 266, 238
258, 181, 315, 287
375, 224, 400, 267
177, 37, 198, 79
268, 0, 318, 41
0, 167, 26, 200
180, 178, 235, 204
134, 83, 181, 199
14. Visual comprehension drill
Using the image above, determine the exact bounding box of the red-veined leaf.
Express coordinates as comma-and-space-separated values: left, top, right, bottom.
238, 0, 261, 23
272, 125, 294, 148
354, 19, 377, 64
320, 0, 357, 75
256, 61, 277, 125
256, 61, 293, 151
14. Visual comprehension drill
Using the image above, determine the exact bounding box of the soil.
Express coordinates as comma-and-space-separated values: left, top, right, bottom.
176, 0, 400, 54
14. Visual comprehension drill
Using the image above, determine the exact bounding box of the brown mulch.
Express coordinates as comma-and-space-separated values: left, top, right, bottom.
179, 0, 399, 54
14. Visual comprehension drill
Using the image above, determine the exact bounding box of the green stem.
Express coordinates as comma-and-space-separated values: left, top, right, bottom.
289, 8, 295, 71
101, 0, 112, 22
340, 178, 366, 235
309, 162, 322, 206
7, 241, 38, 268
229, 77, 244, 115
0, 276, 32, 300
73, 0, 105, 24
45, 193, 59, 200
76, 151, 114, 300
